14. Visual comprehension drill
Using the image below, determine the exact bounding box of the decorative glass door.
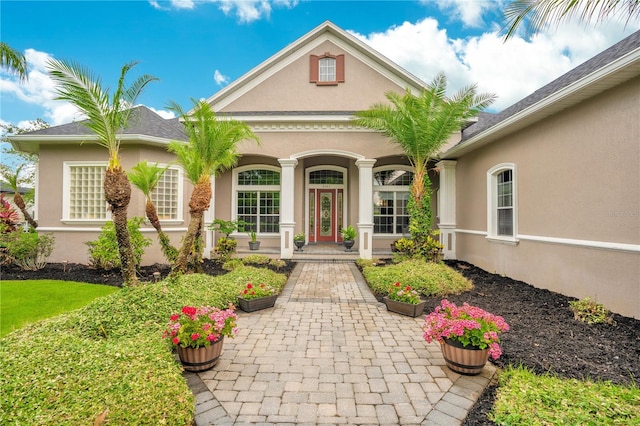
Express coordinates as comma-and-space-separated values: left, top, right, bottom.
316, 190, 335, 242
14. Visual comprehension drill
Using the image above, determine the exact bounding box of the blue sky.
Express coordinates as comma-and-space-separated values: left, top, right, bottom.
1, 0, 639, 129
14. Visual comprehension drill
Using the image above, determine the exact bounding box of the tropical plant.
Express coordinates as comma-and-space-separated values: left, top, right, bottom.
209, 218, 243, 237
340, 225, 357, 241
503, 0, 640, 40
294, 232, 305, 242
353, 75, 495, 252
214, 237, 238, 262
0, 193, 19, 233
386, 282, 422, 304
1, 165, 37, 229
128, 161, 178, 262
168, 100, 259, 275
1, 229, 54, 271
423, 299, 510, 360
162, 305, 238, 349
85, 217, 151, 271
0, 42, 28, 81
238, 282, 276, 300
47, 59, 158, 286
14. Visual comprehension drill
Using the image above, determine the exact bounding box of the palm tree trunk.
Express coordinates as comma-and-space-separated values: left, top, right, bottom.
104, 167, 138, 286
145, 199, 161, 232
171, 179, 211, 276
12, 192, 38, 229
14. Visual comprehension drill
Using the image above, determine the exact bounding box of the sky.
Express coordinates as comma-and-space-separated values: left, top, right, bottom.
1, 0, 639, 130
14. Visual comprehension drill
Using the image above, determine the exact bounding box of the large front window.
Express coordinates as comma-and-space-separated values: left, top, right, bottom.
150, 166, 182, 221
373, 168, 413, 234
236, 168, 280, 233
64, 162, 107, 220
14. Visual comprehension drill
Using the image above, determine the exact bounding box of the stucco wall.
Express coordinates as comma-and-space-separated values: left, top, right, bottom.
453, 76, 640, 318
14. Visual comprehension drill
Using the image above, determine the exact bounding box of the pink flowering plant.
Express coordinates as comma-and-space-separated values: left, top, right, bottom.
423, 299, 509, 360
387, 282, 422, 304
239, 282, 276, 300
163, 305, 238, 349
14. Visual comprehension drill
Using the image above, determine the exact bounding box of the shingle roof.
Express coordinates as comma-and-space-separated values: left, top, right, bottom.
461, 30, 640, 141
23, 105, 188, 141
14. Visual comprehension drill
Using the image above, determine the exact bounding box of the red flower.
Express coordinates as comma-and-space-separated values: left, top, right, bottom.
170, 314, 179, 321
395, 282, 401, 287
191, 333, 200, 341
243, 289, 248, 294
181, 306, 197, 316
172, 337, 179, 345
246, 283, 253, 289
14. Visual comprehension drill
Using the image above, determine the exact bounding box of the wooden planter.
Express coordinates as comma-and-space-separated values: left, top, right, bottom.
237, 294, 277, 312
440, 338, 489, 375
383, 297, 426, 317
177, 337, 224, 372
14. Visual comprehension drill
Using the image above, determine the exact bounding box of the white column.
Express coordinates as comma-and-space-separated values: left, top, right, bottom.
356, 159, 376, 259
278, 158, 298, 259
436, 160, 457, 259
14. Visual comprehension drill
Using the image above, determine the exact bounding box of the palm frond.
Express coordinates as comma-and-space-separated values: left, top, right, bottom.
128, 161, 169, 196
0, 42, 28, 81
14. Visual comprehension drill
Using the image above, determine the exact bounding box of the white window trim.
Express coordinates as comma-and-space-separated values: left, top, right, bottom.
372, 165, 413, 236
486, 163, 519, 244
62, 161, 109, 224
232, 165, 281, 236
150, 164, 184, 224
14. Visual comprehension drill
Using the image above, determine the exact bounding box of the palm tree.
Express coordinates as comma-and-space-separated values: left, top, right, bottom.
0, 42, 28, 81
353, 73, 495, 246
2, 165, 37, 229
47, 59, 158, 286
128, 161, 178, 262
168, 100, 259, 275
503, 0, 640, 40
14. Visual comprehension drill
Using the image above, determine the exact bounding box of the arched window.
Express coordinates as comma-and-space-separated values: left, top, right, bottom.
373, 167, 413, 234
235, 167, 280, 233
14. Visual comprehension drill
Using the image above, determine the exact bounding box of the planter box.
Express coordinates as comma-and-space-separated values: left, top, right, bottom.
383, 297, 426, 318
237, 294, 277, 312
441, 338, 489, 375
177, 337, 224, 372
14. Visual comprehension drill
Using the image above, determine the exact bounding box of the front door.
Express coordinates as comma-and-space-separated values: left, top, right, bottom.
316, 190, 336, 242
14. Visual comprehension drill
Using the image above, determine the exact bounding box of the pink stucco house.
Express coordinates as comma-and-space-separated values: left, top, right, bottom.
10, 22, 639, 317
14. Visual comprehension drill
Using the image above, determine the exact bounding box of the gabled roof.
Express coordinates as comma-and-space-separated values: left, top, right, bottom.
10, 106, 188, 153
443, 30, 640, 158
204, 20, 428, 114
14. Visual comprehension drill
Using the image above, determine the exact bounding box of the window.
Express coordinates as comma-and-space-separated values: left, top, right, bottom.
309, 53, 345, 85
64, 162, 108, 220
487, 164, 518, 242
235, 167, 280, 233
373, 168, 413, 234
150, 166, 182, 221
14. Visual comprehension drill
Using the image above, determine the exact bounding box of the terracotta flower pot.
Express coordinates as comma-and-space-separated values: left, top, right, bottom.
440, 338, 489, 375
177, 337, 224, 372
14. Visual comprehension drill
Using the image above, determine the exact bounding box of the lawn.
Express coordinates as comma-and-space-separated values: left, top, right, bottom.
0, 280, 119, 338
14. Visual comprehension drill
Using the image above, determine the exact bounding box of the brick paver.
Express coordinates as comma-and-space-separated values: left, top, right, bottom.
186, 262, 495, 425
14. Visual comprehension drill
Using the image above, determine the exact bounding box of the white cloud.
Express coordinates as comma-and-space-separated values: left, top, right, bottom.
434, 0, 498, 28
153, 0, 298, 23
147, 107, 176, 120
213, 69, 229, 85
350, 17, 639, 111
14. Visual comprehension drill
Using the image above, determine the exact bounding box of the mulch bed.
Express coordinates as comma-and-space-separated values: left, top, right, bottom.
2, 258, 638, 424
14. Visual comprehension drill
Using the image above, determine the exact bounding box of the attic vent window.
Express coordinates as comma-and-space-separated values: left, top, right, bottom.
310, 53, 345, 85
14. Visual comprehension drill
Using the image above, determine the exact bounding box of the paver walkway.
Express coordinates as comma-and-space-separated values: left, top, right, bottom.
186, 262, 495, 425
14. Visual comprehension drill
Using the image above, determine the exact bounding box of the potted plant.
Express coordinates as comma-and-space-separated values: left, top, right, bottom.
247, 230, 260, 251
383, 282, 427, 317
293, 233, 305, 251
340, 225, 357, 252
163, 305, 238, 372
423, 299, 509, 375
237, 282, 278, 312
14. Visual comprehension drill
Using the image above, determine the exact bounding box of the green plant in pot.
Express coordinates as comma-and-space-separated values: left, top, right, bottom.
293, 232, 305, 251
383, 281, 427, 317
340, 225, 357, 252
247, 229, 260, 250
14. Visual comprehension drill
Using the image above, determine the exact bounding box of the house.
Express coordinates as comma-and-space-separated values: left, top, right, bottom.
437, 30, 640, 318
9, 22, 639, 317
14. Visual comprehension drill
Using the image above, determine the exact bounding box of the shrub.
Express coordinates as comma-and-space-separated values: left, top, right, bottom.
222, 258, 243, 271
269, 258, 287, 271
362, 258, 472, 297
569, 297, 614, 325
0, 230, 54, 270
214, 237, 237, 262
86, 217, 151, 270
242, 254, 270, 265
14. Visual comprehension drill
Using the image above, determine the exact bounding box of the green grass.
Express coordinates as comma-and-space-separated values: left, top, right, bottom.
0, 280, 119, 338
0, 266, 288, 425
362, 258, 473, 297
491, 366, 640, 425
